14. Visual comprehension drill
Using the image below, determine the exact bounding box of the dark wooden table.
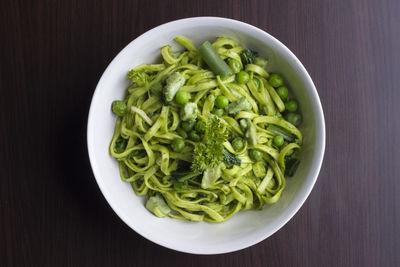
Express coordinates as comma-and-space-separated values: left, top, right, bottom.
1, 0, 399, 266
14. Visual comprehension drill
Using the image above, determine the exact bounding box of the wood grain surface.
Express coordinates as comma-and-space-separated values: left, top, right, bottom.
1, 0, 399, 266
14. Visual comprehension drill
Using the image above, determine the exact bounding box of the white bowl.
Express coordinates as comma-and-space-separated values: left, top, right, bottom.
87, 17, 325, 254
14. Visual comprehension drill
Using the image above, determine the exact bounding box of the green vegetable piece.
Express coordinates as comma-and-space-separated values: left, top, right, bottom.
228, 58, 242, 73
253, 161, 266, 178
284, 113, 302, 126
285, 158, 301, 177
191, 118, 227, 173
180, 102, 198, 121
189, 130, 201, 142
175, 90, 190, 104
173, 181, 188, 191
267, 125, 294, 142
226, 97, 252, 114
236, 71, 250, 84
215, 95, 229, 108
145, 194, 171, 217
240, 49, 257, 65
201, 165, 222, 189
171, 171, 201, 182
249, 149, 263, 161
127, 69, 149, 86
164, 72, 185, 102
114, 137, 127, 153
150, 81, 163, 95
254, 57, 268, 68
232, 137, 244, 151
222, 148, 241, 166
112, 100, 127, 116
285, 100, 298, 112
172, 138, 185, 152
176, 128, 188, 138
273, 135, 284, 147
195, 120, 206, 133
277, 86, 289, 100
198, 41, 233, 79
211, 108, 224, 117
269, 74, 284, 88
181, 120, 195, 132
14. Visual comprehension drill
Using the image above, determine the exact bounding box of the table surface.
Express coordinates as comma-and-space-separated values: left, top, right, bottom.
1, 0, 399, 266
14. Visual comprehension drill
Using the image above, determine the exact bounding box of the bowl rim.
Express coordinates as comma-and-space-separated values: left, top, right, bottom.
87, 16, 326, 254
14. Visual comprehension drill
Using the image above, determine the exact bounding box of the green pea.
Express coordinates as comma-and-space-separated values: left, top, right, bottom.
175, 90, 190, 104
171, 138, 185, 152
228, 58, 242, 73
112, 100, 127, 116
285, 100, 298, 112
215, 95, 229, 108
211, 108, 224, 117
176, 128, 188, 138
269, 74, 284, 88
232, 137, 244, 151
277, 86, 289, 100
189, 130, 201, 142
249, 149, 263, 161
150, 81, 162, 95
195, 120, 206, 133
181, 120, 195, 132
285, 113, 302, 126
273, 135, 284, 147
236, 71, 250, 84
173, 181, 188, 191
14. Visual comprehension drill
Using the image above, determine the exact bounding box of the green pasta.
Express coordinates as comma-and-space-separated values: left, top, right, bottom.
109, 36, 303, 223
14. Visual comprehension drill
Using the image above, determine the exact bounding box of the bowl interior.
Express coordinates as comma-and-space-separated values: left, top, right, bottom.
87, 17, 325, 254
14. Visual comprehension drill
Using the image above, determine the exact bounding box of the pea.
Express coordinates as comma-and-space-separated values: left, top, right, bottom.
285, 100, 298, 112
269, 74, 284, 88
112, 100, 127, 116
236, 71, 250, 84
189, 130, 201, 142
171, 138, 185, 152
195, 120, 206, 133
211, 108, 224, 117
150, 81, 162, 95
175, 90, 190, 104
285, 113, 302, 126
273, 135, 284, 147
228, 58, 242, 73
249, 149, 263, 161
181, 120, 195, 132
215, 95, 229, 108
232, 137, 244, 151
176, 128, 188, 138
277, 86, 288, 100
